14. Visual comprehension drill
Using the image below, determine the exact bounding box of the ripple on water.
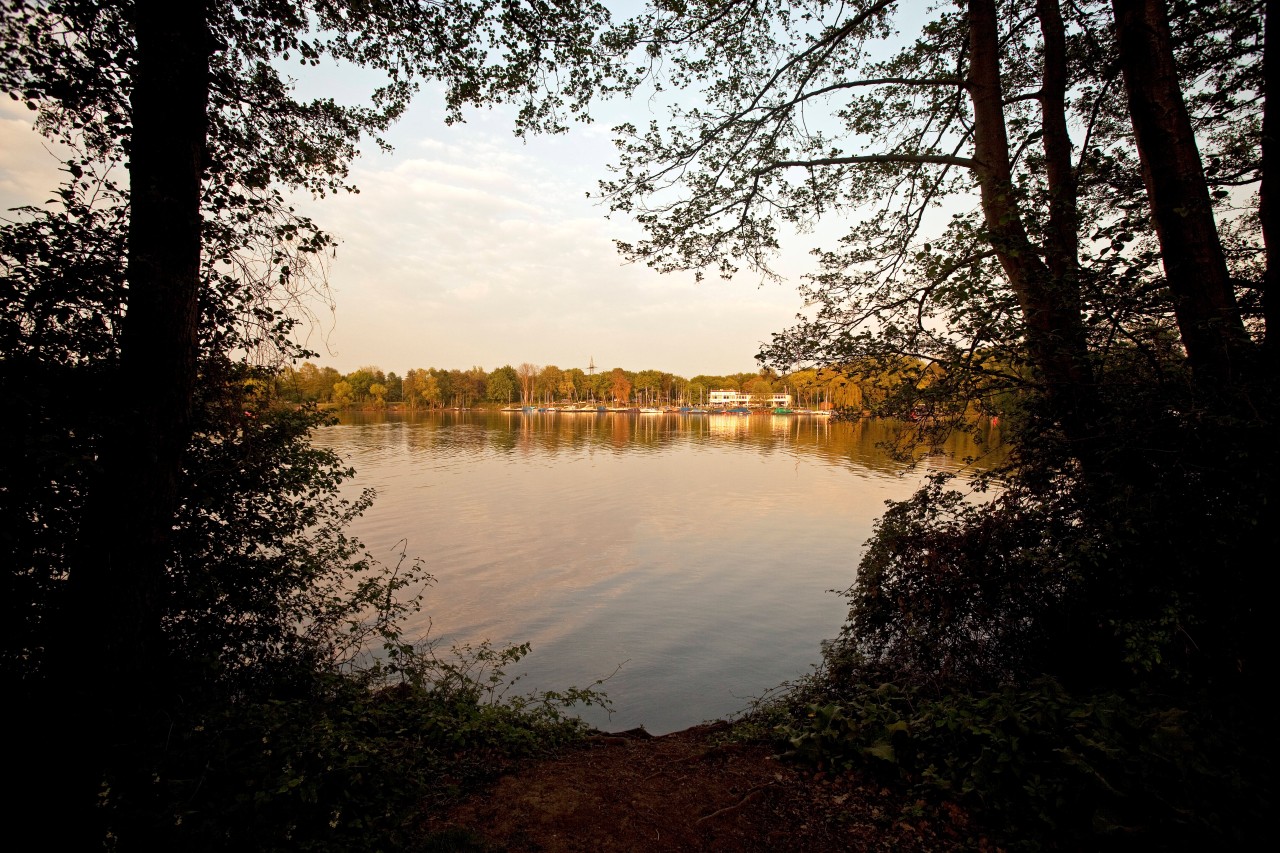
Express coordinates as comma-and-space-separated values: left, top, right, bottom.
313, 411, 1002, 733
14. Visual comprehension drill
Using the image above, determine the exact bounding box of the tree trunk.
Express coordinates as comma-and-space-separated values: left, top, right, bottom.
65, 0, 211, 706
967, 0, 1096, 452
1112, 0, 1255, 393
1262, 0, 1277, 369
1036, 0, 1080, 282
34, 3, 211, 842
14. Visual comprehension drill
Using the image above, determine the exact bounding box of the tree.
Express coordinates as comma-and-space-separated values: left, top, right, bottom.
419, 372, 442, 409
602, 0, 1268, 453
562, 367, 585, 400
582, 368, 610, 401
633, 368, 663, 404
690, 374, 730, 396
331, 380, 355, 408
316, 366, 341, 402
43, 0, 214, 718
3, 0, 617, 838
280, 361, 340, 402
487, 364, 519, 403
384, 371, 403, 402
429, 367, 453, 408
609, 367, 632, 403
659, 371, 676, 403
343, 366, 384, 403
464, 365, 488, 407
537, 364, 564, 403
446, 368, 467, 406
745, 374, 776, 407
517, 362, 540, 404
601, 0, 1272, 734
1111, 0, 1258, 394
402, 368, 424, 410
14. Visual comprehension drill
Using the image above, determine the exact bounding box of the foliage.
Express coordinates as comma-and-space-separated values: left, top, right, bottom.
0, 171, 126, 680
0, 187, 611, 848
599, 1, 1272, 843
825, 474, 1086, 690
277, 359, 971, 411
162, 370, 375, 690
754, 387, 1274, 846
600, 0, 1266, 433
774, 678, 1264, 851
103, 547, 610, 851
485, 364, 519, 404
9, 362, 611, 848
1, 1, 628, 845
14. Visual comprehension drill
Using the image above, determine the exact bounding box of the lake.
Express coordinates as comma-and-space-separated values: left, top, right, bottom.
312, 410, 1002, 734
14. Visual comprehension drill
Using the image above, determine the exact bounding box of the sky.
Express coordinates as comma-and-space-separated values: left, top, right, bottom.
0, 50, 818, 380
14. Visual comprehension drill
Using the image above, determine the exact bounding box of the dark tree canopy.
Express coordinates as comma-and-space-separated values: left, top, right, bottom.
1, 0, 619, 843
1, 0, 618, 679
1, 0, 1272, 845
599, 0, 1272, 793
599, 0, 1268, 444
595, 6, 1272, 841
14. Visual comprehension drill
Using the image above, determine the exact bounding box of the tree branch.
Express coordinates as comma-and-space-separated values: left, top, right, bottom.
756, 153, 976, 174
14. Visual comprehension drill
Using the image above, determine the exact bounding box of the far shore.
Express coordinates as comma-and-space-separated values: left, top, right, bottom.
318, 401, 848, 416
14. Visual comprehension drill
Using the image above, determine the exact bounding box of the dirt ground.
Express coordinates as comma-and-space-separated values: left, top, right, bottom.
419, 723, 996, 852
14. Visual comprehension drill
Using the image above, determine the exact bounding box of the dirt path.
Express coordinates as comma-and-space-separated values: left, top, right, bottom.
420, 724, 993, 852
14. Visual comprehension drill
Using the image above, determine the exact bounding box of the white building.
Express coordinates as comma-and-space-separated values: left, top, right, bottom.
708, 389, 793, 408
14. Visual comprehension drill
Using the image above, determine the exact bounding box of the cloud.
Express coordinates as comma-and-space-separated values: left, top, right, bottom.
297, 117, 805, 376
0, 94, 807, 378
0, 102, 77, 212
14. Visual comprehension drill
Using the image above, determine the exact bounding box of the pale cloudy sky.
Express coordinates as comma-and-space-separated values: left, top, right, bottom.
0, 51, 814, 380
288, 97, 809, 379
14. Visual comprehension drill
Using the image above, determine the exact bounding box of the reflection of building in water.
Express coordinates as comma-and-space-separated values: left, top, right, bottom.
769, 414, 794, 436
708, 389, 793, 407
708, 413, 752, 437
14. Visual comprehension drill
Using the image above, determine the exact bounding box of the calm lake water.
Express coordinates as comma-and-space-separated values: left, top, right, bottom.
313, 411, 1002, 734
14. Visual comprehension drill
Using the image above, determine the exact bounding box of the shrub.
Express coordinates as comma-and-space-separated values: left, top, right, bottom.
776, 676, 1263, 850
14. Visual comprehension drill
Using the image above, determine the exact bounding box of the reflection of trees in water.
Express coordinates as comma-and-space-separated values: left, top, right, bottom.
609, 413, 632, 450
333, 411, 1004, 474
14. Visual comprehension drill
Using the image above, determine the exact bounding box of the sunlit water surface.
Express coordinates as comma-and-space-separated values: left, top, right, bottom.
312, 411, 1002, 733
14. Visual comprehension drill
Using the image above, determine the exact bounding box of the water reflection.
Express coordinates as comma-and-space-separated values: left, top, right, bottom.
338, 410, 1003, 469
313, 411, 1001, 734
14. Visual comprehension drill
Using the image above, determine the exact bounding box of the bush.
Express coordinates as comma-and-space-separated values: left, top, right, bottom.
775, 676, 1263, 850
124, 637, 609, 851
769, 392, 1274, 850
4, 364, 610, 849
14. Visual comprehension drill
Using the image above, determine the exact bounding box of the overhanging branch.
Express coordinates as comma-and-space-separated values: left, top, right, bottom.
756, 153, 976, 174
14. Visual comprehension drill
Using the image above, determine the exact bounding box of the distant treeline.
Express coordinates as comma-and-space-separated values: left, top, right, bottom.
272, 360, 970, 412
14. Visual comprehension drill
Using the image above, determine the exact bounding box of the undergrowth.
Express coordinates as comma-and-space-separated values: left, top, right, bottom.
768, 674, 1262, 851
755, 423, 1271, 852
126, 638, 610, 851
98, 547, 612, 852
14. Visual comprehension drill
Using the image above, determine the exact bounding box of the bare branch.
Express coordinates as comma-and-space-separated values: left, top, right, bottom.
756, 153, 976, 173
